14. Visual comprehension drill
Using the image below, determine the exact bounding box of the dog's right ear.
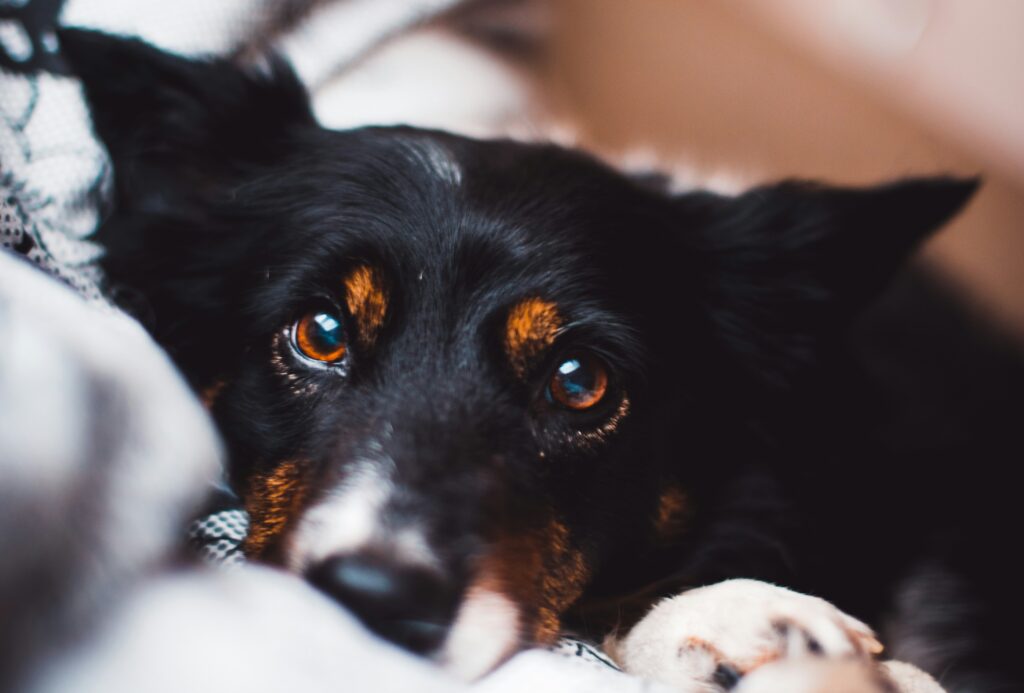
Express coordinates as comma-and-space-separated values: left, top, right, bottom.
58, 28, 315, 211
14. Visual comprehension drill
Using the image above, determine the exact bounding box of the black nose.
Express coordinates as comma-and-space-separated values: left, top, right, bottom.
306, 554, 455, 654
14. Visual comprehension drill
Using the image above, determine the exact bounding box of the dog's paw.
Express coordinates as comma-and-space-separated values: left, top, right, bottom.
605, 579, 883, 691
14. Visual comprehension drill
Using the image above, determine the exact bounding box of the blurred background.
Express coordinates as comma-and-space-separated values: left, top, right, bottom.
538, 0, 1024, 340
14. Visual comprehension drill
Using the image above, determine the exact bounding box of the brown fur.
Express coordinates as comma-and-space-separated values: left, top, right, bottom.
344, 265, 388, 348
504, 298, 562, 378
243, 460, 311, 558
536, 519, 591, 641
200, 379, 226, 409
653, 485, 691, 543
477, 515, 591, 644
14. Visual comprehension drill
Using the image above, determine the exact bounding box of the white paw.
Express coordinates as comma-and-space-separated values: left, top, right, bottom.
605, 579, 883, 691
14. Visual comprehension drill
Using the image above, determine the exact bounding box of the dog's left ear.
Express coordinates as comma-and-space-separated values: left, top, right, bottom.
57, 29, 316, 386
674, 177, 979, 389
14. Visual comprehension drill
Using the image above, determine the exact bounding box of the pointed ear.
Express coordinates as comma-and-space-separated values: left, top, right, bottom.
58, 28, 314, 210
679, 177, 979, 389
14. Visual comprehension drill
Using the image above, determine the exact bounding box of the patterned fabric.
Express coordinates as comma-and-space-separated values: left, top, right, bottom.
1, 0, 109, 304
188, 508, 249, 567
549, 637, 622, 671
0, 171, 107, 303
0, 0, 67, 74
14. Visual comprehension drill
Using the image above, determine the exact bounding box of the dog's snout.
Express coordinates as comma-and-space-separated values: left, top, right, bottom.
307, 554, 456, 654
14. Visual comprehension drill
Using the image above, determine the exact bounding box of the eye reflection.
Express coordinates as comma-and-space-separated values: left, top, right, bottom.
547, 353, 609, 411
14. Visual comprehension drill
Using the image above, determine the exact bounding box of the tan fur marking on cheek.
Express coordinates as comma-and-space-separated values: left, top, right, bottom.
242, 460, 309, 559
344, 265, 388, 347
479, 517, 591, 646
200, 379, 226, 409
505, 298, 562, 377
654, 485, 691, 542
536, 519, 590, 642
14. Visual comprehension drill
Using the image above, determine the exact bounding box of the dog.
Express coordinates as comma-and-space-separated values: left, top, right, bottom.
60, 28, 1023, 692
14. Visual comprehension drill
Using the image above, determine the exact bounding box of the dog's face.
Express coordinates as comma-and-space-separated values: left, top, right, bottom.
63, 30, 975, 678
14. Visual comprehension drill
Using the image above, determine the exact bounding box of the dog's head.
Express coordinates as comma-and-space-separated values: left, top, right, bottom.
62, 30, 975, 678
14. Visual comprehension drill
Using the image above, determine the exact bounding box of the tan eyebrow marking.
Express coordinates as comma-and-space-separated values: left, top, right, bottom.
343, 265, 388, 348
505, 297, 563, 377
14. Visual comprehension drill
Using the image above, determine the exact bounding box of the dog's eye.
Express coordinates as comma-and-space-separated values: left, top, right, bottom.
293, 309, 347, 363
547, 353, 609, 411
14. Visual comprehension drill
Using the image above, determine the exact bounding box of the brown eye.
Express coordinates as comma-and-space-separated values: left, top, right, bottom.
547, 353, 609, 411
294, 310, 347, 362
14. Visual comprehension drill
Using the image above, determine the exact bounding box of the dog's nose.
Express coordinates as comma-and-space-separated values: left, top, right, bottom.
306, 554, 454, 654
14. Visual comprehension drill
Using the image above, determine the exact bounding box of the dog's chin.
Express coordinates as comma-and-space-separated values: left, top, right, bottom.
439, 586, 523, 681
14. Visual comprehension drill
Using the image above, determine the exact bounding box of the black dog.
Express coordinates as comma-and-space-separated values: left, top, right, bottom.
62, 28, 1023, 691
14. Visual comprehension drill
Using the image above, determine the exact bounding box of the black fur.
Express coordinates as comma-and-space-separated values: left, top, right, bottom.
62, 28, 1022, 691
